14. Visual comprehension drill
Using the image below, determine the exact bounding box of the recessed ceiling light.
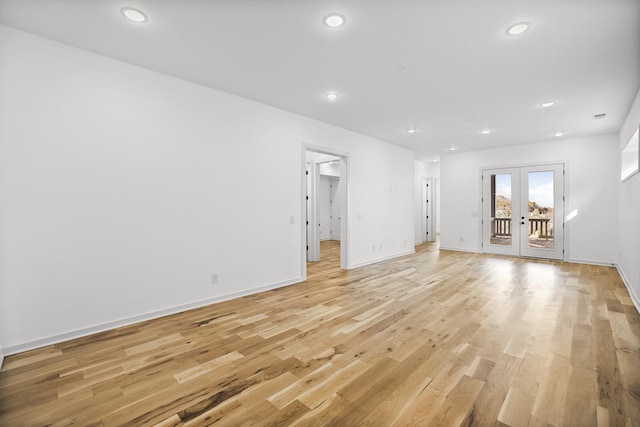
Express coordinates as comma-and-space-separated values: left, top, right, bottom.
506, 22, 531, 36
432, 158, 439, 163
324, 14, 345, 28
554, 131, 564, 137
407, 128, 416, 134
449, 147, 457, 151
121, 7, 147, 23
481, 129, 491, 135
540, 101, 555, 108
325, 92, 340, 101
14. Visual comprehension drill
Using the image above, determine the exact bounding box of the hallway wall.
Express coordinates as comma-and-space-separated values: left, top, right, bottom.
0, 25, 415, 353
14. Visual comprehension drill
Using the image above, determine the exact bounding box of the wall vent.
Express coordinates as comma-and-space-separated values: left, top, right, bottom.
593, 113, 607, 119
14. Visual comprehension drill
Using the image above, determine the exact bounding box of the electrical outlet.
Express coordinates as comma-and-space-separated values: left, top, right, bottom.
211, 274, 219, 284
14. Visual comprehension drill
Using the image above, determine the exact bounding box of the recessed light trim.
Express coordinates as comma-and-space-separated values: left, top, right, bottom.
540, 101, 555, 108
554, 131, 564, 137
324, 13, 345, 28
407, 128, 416, 134
506, 22, 531, 36
324, 92, 340, 101
481, 129, 491, 135
449, 147, 457, 151
121, 7, 147, 23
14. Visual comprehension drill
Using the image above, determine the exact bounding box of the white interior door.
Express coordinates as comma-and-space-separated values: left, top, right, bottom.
435, 179, 441, 234
330, 178, 341, 240
482, 164, 564, 260
306, 163, 320, 261
424, 178, 435, 242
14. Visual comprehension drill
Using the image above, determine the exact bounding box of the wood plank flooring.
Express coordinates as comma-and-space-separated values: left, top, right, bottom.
1, 240, 640, 426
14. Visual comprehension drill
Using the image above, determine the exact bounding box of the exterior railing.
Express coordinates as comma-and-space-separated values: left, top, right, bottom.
529, 218, 552, 238
492, 218, 512, 236
491, 217, 553, 238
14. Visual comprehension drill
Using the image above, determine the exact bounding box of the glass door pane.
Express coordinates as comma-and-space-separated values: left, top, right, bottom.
482, 168, 520, 257
520, 164, 564, 260
491, 173, 513, 246
527, 171, 555, 249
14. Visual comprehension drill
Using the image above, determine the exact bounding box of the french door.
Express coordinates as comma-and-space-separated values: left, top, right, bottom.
482, 164, 564, 260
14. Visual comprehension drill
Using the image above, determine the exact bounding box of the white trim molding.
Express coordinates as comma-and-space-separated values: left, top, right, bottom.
617, 265, 640, 314
350, 249, 415, 269
3, 276, 303, 356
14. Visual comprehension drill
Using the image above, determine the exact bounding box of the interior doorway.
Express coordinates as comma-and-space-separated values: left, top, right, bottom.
304, 148, 349, 275
482, 164, 564, 260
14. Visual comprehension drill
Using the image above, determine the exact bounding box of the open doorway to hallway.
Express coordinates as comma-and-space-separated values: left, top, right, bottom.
304, 148, 349, 277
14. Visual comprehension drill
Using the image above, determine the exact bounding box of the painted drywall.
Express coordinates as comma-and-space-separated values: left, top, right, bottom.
318, 162, 340, 177
0, 320, 4, 367
618, 87, 640, 310
0, 26, 415, 353
440, 134, 620, 265
0, 168, 4, 367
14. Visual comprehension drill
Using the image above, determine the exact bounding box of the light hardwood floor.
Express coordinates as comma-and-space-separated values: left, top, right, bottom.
1, 240, 639, 426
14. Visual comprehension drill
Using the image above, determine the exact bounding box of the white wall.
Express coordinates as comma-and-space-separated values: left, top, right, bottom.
618, 88, 640, 310
0, 325, 4, 368
440, 134, 620, 265
0, 26, 415, 353
0, 158, 4, 366
318, 162, 340, 177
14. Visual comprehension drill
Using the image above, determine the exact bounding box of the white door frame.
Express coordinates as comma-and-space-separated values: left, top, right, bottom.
482, 163, 564, 260
302, 145, 350, 279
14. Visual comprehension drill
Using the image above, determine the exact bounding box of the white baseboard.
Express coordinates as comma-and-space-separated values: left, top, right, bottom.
439, 246, 479, 253
3, 276, 303, 357
567, 258, 616, 267
350, 249, 415, 269
617, 265, 640, 314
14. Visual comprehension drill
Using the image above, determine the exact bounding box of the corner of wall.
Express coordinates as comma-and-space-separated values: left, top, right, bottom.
617, 264, 640, 315
618, 87, 640, 315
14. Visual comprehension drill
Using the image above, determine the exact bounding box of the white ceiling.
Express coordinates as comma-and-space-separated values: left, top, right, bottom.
1, 0, 638, 162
